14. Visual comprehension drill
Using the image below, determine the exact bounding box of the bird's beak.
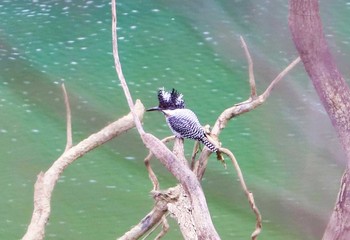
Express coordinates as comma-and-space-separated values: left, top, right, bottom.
146, 106, 161, 112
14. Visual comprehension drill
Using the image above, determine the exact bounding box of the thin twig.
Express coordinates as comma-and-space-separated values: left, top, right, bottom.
240, 36, 257, 98
210, 56, 300, 137
261, 56, 301, 100
155, 215, 170, 240
111, 0, 144, 135
219, 147, 262, 240
61, 84, 73, 151
141, 213, 170, 240
144, 157, 160, 191
144, 136, 175, 191
119, 190, 171, 240
191, 141, 200, 170
194, 43, 299, 238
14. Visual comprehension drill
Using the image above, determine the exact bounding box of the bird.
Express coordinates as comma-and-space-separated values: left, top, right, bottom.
146, 88, 217, 152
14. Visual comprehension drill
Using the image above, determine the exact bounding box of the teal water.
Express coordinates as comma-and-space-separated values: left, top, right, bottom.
1, 0, 349, 239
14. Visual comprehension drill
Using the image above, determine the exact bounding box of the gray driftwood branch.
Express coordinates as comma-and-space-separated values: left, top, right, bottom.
22, 82, 145, 240
111, 0, 221, 239
118, 34, 300, 238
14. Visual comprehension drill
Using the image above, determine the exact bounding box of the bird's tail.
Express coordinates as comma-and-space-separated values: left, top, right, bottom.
200, 137, 218, 152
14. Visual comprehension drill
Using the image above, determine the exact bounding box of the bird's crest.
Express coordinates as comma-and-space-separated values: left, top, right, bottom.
157, 88, 185, 109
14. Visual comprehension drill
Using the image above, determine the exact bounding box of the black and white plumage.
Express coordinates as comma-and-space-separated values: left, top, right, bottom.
157, 88, 185, 110
147, 88, 217, 152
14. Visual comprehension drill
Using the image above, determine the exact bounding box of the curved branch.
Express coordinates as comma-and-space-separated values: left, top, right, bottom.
195, 45, 300, 179
240, 36, 257, 98
220, 148, 262, 240
118, 190, 170, 240
260, 57, 301, 101
111, 0, 220, 239
211, 56, 300, 137
61, 84, 72, 151
22, 100, 145, 240
144, 136, 175, 191
191, 38, 300, 240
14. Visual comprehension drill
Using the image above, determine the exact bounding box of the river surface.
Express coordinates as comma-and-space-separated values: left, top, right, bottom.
1, 0, 350, 239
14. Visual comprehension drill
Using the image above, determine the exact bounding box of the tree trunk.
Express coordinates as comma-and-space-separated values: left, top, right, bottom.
289, 0, 350, 239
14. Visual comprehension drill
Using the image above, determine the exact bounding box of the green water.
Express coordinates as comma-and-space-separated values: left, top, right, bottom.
1, 0, 349, 239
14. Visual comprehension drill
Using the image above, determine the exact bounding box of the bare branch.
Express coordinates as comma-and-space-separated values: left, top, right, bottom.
111, 0, 144, 135
142, 133, 220, 239
154, 215, 170, 240
126, 185, 199, 240
260, 56, 301, 101
191, 141, 200, 170
142, 214, 170, 240
111, 1, 298, 238
240, 36, 257, 98
22, 100, 145, 240
144, 136, 175, 191
166, 185, 198, 240
111, 1, 220, 238
61, 84, 72, 151
211, 56, 300, 137
219, 148, 262, 240
144, 155, 160, 191
118, 190, 170, 240
196, 57, 300, 179
173, 138, 189, 167
191, 45, 300, 239
118, 193, 169, 240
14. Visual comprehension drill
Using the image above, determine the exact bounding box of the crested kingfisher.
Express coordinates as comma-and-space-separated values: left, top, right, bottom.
147, 88, 217, 152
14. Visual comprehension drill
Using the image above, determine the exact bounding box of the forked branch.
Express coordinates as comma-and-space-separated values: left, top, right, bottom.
22, 93, 145, 240
195, 39, 300, 179
193, 37, 300, 239
111, 0, 220, 239
123, 35, 300, 239
111, 0, 300, 237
